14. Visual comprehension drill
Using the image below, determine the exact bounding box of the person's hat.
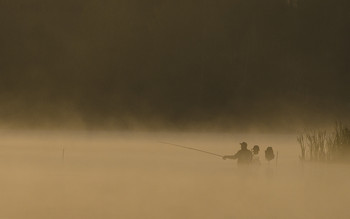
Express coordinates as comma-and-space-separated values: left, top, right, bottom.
253, 145, 260, 151
240, 142, 247, 147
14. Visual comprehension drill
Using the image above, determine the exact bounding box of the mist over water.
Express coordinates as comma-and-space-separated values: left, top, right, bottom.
0, 130, 349, 219
1, 0, 350, 217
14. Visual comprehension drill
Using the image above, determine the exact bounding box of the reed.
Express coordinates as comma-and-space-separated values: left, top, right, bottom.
297, 122, 350, 162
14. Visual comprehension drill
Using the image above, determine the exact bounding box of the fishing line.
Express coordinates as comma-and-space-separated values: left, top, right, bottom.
159, 141, 223, 158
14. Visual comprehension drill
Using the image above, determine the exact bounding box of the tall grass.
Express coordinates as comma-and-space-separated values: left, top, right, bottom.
298, 122, 350, 162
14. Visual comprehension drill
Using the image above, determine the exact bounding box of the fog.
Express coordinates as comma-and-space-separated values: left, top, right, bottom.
0, 130, 349, 219
1, 0, 350, 217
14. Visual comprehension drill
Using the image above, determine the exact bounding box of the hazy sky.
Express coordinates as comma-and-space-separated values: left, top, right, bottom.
0, 0, 349, 130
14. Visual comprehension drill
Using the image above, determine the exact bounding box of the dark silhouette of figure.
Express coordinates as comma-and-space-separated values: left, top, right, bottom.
223, 142, 252, 165
265, 147, 275, 162
252, 145, 261, 165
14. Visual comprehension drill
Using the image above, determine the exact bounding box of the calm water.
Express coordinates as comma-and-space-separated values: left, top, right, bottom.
0, 131, 349, 218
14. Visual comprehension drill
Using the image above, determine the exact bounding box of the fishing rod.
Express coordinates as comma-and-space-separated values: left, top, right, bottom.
159, 141, 223, 158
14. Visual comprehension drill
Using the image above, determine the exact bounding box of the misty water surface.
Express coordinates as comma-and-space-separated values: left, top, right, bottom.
0, 131, 349, 219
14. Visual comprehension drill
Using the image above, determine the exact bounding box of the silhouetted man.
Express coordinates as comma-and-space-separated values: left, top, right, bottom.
223, 142, 253, 165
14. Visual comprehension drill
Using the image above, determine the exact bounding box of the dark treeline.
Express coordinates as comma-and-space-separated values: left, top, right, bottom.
0, 0, 349, 130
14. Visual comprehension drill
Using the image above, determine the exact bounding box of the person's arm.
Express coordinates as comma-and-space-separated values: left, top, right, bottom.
223, 151, 239, 160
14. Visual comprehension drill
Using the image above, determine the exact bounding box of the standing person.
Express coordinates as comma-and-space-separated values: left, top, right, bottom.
223, 142, 252, 165
251, 145, 261, 165
265, 146, 275, 162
